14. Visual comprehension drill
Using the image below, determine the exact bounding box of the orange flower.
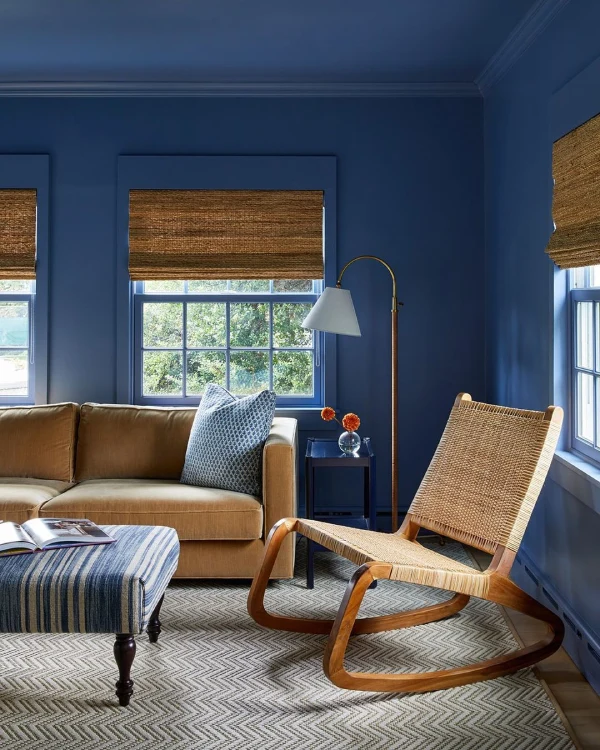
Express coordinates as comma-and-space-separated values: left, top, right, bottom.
342, 413, 360, 432
321, 406, 336, 422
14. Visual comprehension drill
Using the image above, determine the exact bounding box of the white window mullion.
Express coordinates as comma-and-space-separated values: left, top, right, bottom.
269, 302, 274, 391
225, 302, 231, 391
29, 296, 34, 366
182, 302, 188, 398
588, 302, 598, 447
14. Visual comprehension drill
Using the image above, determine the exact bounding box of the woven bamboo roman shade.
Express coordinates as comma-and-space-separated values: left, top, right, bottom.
128, 189, 324, 280
0, 189, 37, 279
546, 112, 600, 268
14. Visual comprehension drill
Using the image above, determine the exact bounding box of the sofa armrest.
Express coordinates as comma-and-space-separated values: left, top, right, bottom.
262, 417, 298, 536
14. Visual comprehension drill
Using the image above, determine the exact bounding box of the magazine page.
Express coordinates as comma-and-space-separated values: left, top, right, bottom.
22, 518, 115, 549
0, 522, 37, 553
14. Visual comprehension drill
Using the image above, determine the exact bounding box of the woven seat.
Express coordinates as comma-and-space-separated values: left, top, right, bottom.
297, 519, 487, 597
248, 393, 565, 694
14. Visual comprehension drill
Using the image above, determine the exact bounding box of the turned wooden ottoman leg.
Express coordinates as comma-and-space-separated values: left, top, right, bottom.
114, 634, 136, 706
147, 595, 165, 644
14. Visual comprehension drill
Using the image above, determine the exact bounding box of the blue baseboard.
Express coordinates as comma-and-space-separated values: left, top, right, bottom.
512, 549, 600, 696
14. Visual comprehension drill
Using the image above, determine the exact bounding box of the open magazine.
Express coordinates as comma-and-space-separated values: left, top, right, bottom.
0, 518, 115, 556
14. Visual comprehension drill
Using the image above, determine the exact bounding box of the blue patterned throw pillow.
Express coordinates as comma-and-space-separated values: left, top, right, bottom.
181, 384, 277, 497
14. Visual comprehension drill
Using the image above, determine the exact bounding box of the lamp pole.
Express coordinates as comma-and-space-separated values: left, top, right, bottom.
336, 255, 402, 532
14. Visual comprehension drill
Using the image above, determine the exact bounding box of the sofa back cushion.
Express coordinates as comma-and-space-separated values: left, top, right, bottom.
75, 403, 196, 481
0, 403, 79, 482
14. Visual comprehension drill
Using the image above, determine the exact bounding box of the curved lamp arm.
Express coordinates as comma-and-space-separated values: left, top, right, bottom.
337, 255, 402, 312
335, 254, 402, 532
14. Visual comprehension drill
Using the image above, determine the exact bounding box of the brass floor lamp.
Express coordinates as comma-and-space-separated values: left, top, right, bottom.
302, 255, 402, 532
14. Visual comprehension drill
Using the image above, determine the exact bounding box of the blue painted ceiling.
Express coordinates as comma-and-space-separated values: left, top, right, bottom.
0, 0, 539, 83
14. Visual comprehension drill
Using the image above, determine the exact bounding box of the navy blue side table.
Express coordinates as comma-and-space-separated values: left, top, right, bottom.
304, 437, 376, 589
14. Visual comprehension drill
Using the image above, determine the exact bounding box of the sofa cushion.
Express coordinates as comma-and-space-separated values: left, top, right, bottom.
0, 403, 79, 482
75, 403, 196, 481
181, 384, 277, 496
39, 479, 263, 541
0, 478, 72, 524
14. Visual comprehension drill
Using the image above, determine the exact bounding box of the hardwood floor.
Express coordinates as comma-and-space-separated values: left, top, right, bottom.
470, 547, 600, 750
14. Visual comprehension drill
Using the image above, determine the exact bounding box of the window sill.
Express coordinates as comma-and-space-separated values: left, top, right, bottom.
549, 450, 600, 516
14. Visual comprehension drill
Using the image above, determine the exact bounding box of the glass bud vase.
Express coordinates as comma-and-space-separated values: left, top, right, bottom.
338, 431, 361, 455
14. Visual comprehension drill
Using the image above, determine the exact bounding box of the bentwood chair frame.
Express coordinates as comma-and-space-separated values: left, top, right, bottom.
248, 394, 564, 693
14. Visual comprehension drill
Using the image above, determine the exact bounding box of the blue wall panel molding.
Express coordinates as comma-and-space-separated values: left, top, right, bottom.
0, 97, 484, 517
0, 81, 481, 99
0, 155, 50, 404
484, 2, 600, 690
115, 155, 338, 406
513, 547, 600, 695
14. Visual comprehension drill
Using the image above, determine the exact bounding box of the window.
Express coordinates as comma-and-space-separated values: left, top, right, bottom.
0, 280, 34, 403
570, 266, 600, 461
133, 279, 322, 406
117, 155, 336, 412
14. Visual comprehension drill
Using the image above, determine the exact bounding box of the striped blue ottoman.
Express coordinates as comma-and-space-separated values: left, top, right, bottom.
0, 525, 180, 706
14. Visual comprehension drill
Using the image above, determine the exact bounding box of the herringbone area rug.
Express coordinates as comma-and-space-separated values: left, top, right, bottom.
0, 540, 573, 749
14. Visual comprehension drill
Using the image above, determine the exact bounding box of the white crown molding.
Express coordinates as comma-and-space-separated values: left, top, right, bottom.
476, 0, 571, 94
0, 80, 481, 98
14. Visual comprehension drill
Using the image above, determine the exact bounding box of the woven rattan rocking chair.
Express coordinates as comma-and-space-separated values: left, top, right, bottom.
248, 393, 564, 693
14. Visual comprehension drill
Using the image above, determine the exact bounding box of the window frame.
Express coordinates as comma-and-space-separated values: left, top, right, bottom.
570, 275, 600, 463
0, 286, 35, 404
116, 156, 337, 422
0, 155, 49, 406
132, 281, 324, 407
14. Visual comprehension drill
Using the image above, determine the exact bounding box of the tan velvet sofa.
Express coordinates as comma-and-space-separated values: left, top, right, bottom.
0, 402, 297, 579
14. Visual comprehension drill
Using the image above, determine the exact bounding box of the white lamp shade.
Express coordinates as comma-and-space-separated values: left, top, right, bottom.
301, 286, 361, 336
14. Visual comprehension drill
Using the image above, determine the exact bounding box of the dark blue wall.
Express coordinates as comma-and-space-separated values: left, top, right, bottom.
485, 2, 600, 659
0, 96, 485, 520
